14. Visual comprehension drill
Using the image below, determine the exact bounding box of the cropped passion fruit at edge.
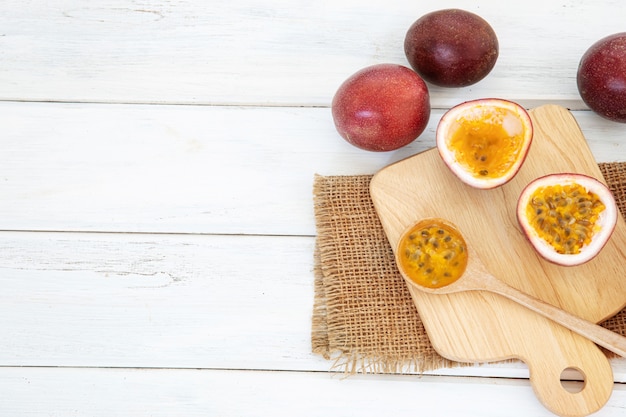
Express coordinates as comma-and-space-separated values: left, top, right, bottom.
436, 98, 533, 189
577, 32, 626, 123
517, 173, 618, 266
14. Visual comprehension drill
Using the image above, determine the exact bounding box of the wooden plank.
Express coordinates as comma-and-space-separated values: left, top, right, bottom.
0, 102, 365, 235
1, 230, 626, 381
0, 101, 434, 235
0, 231, 319, 370
0, 0, 625, 108
0, 367, 625, 417
2, 102, 626, 235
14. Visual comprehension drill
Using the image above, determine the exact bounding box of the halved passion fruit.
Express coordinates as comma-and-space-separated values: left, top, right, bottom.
436, 98, 533, 189
517, 173, 618, 266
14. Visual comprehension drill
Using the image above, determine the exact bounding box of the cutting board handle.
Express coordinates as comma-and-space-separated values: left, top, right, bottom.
526, 340, 613, 417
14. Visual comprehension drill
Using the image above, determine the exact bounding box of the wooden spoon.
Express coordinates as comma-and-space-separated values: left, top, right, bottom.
395, 217, 626, 358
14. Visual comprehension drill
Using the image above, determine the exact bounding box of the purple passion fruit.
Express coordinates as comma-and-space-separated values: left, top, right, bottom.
577, 33, 626, 123
404, 9, 499, 87
331, 64, 430, 152
517, 174, 618, 266
436, 99, 533, 189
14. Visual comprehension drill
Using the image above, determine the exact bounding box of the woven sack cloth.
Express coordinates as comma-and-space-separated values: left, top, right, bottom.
312, 163, 626, 374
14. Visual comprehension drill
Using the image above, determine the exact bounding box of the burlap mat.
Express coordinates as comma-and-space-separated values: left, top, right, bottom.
312, 162, 626, 374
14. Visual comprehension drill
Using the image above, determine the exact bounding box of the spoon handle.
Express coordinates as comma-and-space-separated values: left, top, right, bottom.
486, 276, 626, 357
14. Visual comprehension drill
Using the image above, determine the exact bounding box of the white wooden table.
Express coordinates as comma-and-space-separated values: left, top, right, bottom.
2, 1, 626, 415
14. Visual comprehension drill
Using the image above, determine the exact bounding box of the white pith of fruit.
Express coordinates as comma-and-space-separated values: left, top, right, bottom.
436, 98, 533, 189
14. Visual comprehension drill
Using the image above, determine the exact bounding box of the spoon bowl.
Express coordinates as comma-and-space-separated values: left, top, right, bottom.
395, 217, 626, 357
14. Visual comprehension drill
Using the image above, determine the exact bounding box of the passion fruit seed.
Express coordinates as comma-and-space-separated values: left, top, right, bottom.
525, 183, 605, 255
449, 107, 525, 180
397, 222, 468, 288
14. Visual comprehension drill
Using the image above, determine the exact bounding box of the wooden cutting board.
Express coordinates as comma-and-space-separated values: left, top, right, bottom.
370, 104, 626, 417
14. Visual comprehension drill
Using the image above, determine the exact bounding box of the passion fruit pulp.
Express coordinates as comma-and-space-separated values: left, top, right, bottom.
396, 219, 468, 289
436, 99, 533, 189
517, 173, 618, 266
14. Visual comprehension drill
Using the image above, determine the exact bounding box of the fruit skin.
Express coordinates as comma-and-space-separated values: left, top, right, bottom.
436, 98, 533, 189
517, 173, 618, 266
577, 33, 626, 123
331, 64, 430, 152
404, 9, 499, 87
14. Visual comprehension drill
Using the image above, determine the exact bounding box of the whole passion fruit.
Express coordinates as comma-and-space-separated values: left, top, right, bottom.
404, 9, 499, 87
436, 98, 533, 189
517, 173, 618, 266
577, 33, 626, 123
331, 64, 430, 152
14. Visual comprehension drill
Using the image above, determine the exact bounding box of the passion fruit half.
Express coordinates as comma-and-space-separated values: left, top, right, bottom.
436, 99, 533, 189
517, 173, 618, 266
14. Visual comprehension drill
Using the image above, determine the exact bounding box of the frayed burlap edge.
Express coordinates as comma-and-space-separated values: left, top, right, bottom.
311, 174, 466, 374
313, 238, 463, 374
311, 240, 329, 359
312, 164, 626, 374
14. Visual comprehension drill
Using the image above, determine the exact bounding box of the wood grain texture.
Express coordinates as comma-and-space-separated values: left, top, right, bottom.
371, 105, 626, 416
399, 237, 626, 358
2, 367, 626, 417
2, 0, 626, 415
1, 102, 626, 236
0, 231, 321, 370
0, 0, 625, 108
2, 228, 626, 380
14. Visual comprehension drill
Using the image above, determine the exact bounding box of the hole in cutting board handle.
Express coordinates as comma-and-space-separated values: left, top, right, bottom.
560, 367, 586, 393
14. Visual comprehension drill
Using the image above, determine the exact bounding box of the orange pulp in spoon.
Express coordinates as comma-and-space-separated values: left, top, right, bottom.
396, 219, 469, 288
